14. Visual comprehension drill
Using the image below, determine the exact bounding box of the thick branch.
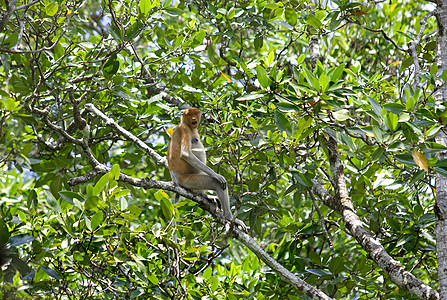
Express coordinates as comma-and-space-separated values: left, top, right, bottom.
312, 136, 438, 300
435, 3, 447, 299
0, 0, 16, 33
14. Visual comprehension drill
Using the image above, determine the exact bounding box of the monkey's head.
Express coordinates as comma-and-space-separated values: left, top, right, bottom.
182, 108, 201, 129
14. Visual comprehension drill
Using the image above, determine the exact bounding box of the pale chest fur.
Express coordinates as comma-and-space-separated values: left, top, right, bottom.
191, 131, 206, 163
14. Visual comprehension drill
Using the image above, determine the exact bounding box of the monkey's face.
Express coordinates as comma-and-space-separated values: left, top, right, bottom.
183, 108, 201, 129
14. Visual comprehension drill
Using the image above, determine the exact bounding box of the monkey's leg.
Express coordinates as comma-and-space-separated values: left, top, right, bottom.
177, 174, 233, 220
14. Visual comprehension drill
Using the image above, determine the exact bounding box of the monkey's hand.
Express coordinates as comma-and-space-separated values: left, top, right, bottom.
214, 174, 227, 190
234, 219, 248, 232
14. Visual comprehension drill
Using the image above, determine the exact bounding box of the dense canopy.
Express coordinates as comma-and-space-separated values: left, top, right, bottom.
0, 0, 445, 299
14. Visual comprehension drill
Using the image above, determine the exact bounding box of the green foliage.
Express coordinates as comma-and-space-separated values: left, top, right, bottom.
0, 0, 440, 299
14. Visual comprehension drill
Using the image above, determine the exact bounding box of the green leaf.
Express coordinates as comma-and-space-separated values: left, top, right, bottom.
235, 93, 264, 101
400, 56, 413, 71
254, 37, 263, 51
274, 111, 292, 136
4, 98, 20, 111
85, 196, 99, 211
256, 65, 272, 88
384, 113, 398, 131
329, 11, 342, 30
91, 211, 104, 231
50, 175, 62, 200
277, 102, 300, 112
267, 51, 275, 66
419, 213, 435, 224
383, 103, 405, 115
85, 215, 92, 231
139, 0, 152, 15
368, 97, 383, 119
406, 93, 416, 112
319, 73, 329, 93
73, 251, 84, 262
284, 8, 297, 26
45, 3, 59, 17
147, 272, 159, 285
371, 147, 385, 162
328, 257, 345, 274
0, 218, 9, 245
3, 33, 18, 48
398, 113, 410, 122
296, 116, 313, 132
248, 117, 258, 129
155, 190, 173, 220
103, 55, 119, 78
435, 167, 447, 177
93, 173, 110, 196
45, 190, 61, 213
306, 14, 323, 29
122, 205, 143, 221
110, 164, 120, 180
331, 64, 344, 82
395, 154, 417, 167
164, 7, 184, 16
333, 109, 350, 121
41, 266, 61, 280
227, 7, 235, 19
297, 53, 305, 65
303, 67, 319, 90
203, 267, 212, 280
306, 268, 329, 277
59, 191, 85, 205
372, 126, 384, 143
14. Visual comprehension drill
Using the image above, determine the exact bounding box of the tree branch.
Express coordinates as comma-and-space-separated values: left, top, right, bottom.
312, 136, 439, 300
410, 9, 437, 90
85, 103, 167, 168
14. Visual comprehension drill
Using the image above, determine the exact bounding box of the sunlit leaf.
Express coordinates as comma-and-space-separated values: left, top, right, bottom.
284, 8, 297, 26
45, 3, 58, 17
93, 174, 110, 196
306, 14, 323, 29
256, 65, 272, 88
164, 7, 184, 16
139, 0, 152, 16
235, 93, 264, 101
412, 148, 429, 171
333, 109, 350, 121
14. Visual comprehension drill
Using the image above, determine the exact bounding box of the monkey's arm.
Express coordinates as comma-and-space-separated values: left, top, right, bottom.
180, 147, 227, 190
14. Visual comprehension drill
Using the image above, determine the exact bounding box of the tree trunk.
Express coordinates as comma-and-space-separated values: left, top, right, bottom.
436, 2, 447, 299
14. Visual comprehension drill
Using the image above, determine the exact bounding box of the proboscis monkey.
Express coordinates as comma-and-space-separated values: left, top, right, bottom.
167, 108, 233, 221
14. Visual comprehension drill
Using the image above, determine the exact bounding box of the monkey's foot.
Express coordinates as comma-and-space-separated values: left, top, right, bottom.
225, 218, 247, 233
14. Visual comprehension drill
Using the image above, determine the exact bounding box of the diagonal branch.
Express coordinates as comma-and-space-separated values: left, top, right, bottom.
85, 103, 167, 168
312, 136, 438, 300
